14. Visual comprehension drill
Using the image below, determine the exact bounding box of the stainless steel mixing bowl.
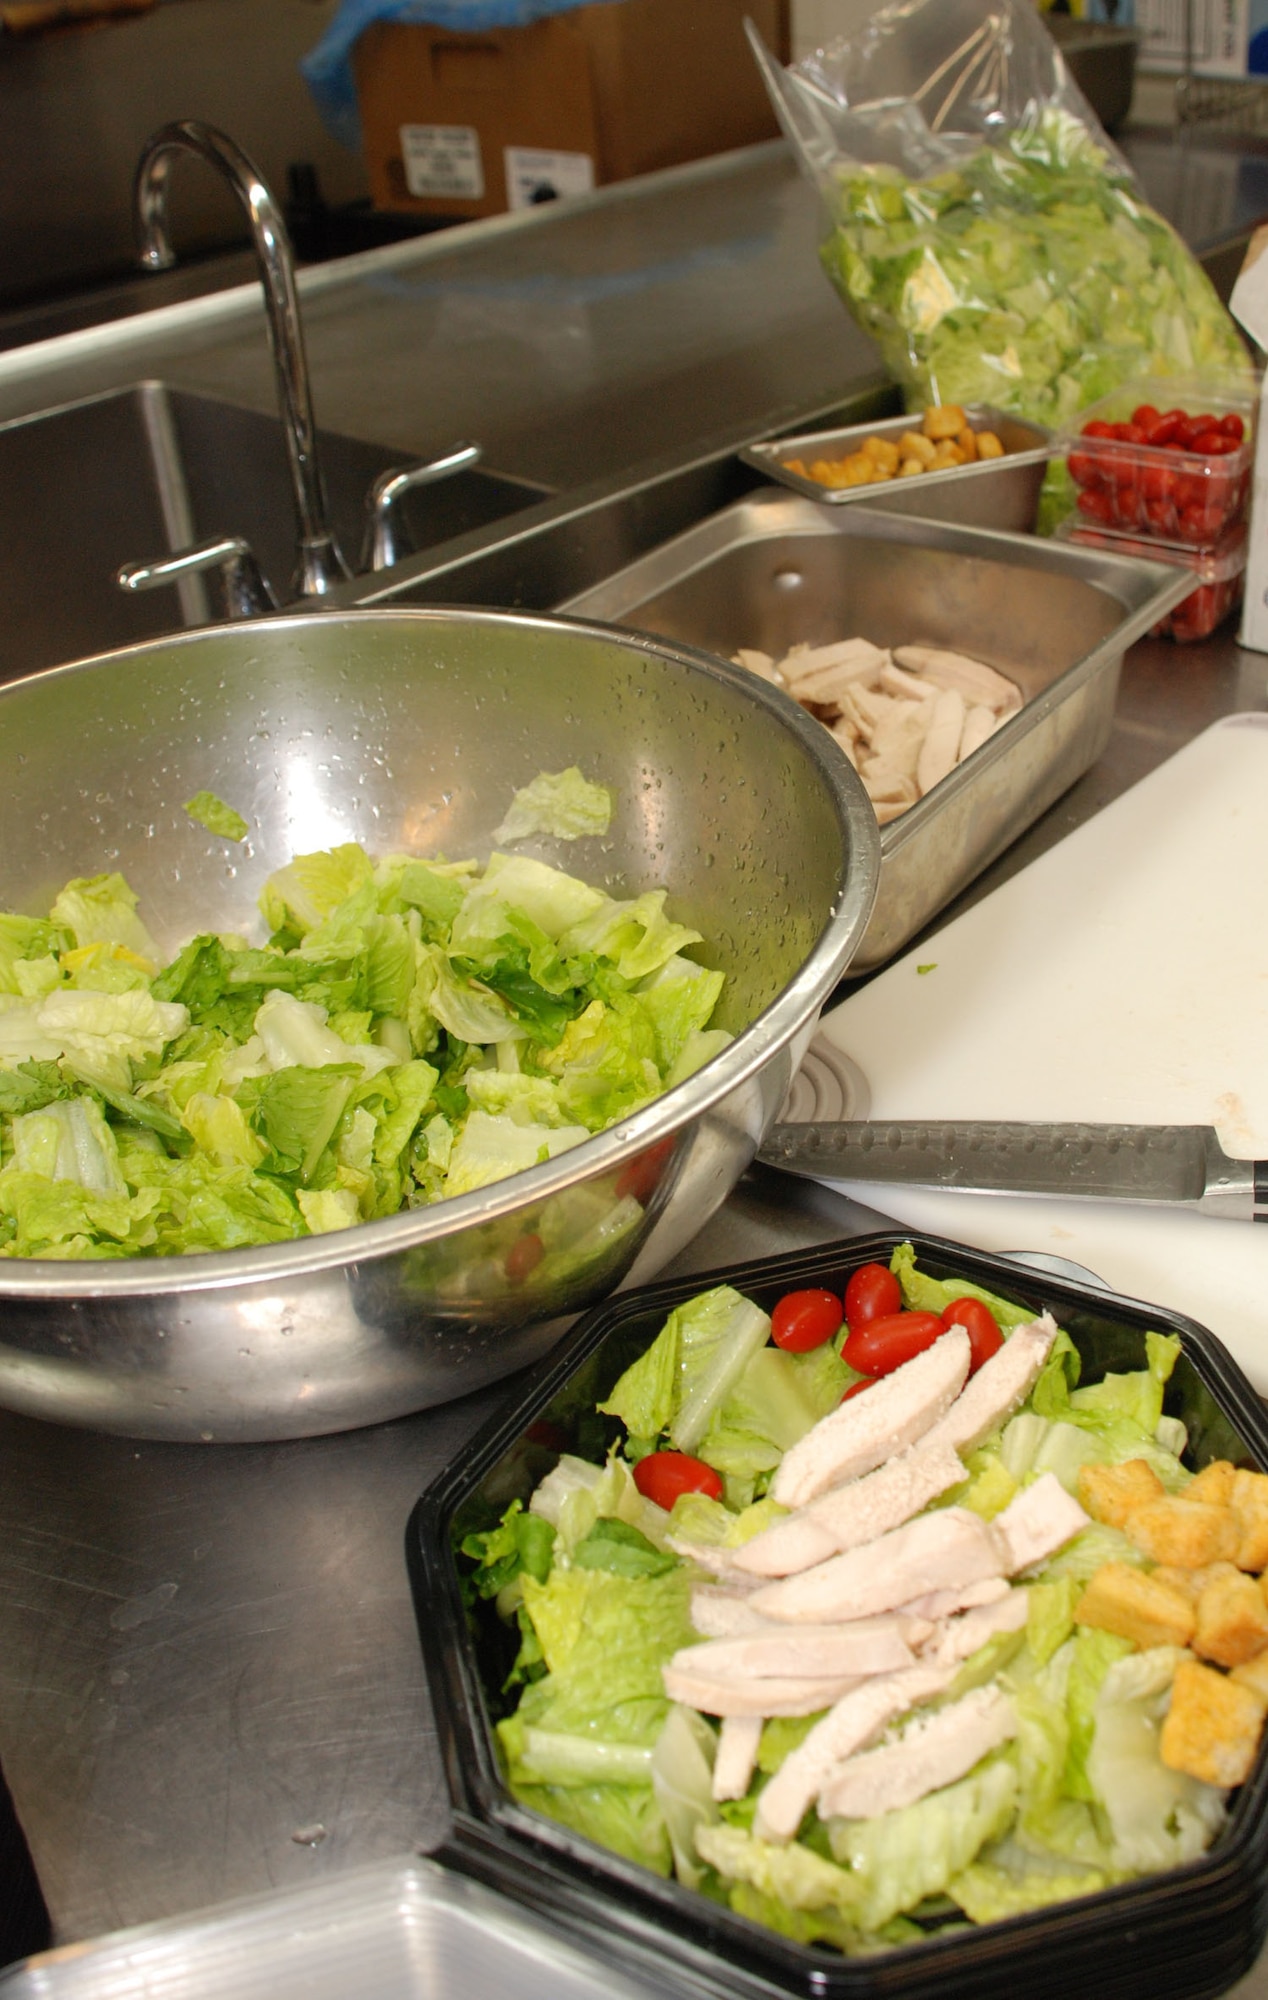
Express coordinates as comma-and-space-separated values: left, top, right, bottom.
0, 608, 879, 1441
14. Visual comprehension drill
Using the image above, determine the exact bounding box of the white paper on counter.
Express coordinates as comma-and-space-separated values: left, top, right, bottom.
812, 712, 1268, 1387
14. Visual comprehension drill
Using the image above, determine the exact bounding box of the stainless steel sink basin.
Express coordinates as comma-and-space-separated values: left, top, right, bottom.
0, 380, 547, 682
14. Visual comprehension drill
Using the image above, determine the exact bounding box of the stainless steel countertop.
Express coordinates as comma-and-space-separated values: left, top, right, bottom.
4, 124, 1268, 1989
0, 142, 882, 496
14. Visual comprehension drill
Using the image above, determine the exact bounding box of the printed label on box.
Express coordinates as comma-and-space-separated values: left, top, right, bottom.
400, 125, 484, 200
1135, 0, 1248, 74
504, 147, 595, 211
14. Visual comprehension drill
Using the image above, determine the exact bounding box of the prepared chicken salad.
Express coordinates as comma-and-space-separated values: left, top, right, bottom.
461, 1247, 1267, 1955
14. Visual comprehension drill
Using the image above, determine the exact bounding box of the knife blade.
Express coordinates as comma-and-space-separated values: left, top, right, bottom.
756, 1120, 1268, 1222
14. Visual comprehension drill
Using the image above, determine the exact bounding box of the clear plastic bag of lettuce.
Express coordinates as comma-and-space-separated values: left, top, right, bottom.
750, 0, 1250, 439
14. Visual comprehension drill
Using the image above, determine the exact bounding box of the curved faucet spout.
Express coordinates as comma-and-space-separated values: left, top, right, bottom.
134, 119, 350, 601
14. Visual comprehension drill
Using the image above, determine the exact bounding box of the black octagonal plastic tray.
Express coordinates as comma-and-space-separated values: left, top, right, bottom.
407, 1230, 1268, 2000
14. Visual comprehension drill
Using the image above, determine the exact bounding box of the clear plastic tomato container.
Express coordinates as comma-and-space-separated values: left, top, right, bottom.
1058, 521, 1247, 643
1056, 374, 1256, 551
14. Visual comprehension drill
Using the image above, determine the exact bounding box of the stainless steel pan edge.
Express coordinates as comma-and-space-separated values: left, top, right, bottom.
863, 525, 1192, 970
563, 500, 1190, 974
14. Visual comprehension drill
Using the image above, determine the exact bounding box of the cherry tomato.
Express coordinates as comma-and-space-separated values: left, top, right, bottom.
1067, 448, 1096, 488
1149, 411, 1184, 448
1192, 430, 1230, 457
614, 1136, 674, 1205
843, 1261, 902, 1329
1179, 503, 1208, 542
771, 1287, 843, 1353
1077, 487, 1113, 523
1082, 419, 1116, 439
842, 1310, 944, 1377
505, 1232, 544, 1284
1132, 403, 1162, 436
525, 1417, 568, 1451
1221, 413, 1245, 441
1139, 460, 1175, 503
633, 1450, 723, 1509
940, 1296, 1004, 1372
841, 1377, 876, 1402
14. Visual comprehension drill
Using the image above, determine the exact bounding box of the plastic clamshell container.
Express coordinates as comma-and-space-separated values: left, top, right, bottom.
1056, 374, 1256, 550
562, 497, 1190, 972
1058, 522, 1248, 644
739, 405, 1053, 534
408, 1229, 1268, 2000
0, 1857, 674, 2000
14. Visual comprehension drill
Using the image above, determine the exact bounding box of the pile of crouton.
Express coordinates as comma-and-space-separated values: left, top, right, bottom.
784, 404, 1006, 490
732, 637, 1023, 822
1075, 1457, 1268, 1789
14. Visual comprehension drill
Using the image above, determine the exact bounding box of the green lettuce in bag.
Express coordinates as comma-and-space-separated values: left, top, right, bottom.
751, 0, 1250, 434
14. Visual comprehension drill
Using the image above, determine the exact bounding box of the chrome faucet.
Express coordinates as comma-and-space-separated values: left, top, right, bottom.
133, 120, 350, 600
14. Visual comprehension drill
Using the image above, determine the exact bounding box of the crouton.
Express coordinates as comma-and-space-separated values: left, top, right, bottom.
1193, 1569, 1268, 1668
1232, 1469, 1268, 1570
923, 404, 968, 440
1160, 1656, 1266, 1788
1232, 1653, 1268, 1704
1075, 1562, 1195, 1650
1187, 1460, 1239, 1507
1078, 1458, 1165, 1530
1232, 1468, 1268, 1514
975, 430, 1005, 459
955, 427, 979, 462
898, 430, 937, 467
1150, 1565, 1202, 1601
930, 438, 968, 469
1123, 1496, 1241, 1569
861, 435, 901, 475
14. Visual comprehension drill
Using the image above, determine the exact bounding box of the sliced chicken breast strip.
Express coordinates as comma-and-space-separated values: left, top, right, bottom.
994, 1471, 1089, 1573
919, 1587, 1029, 1667
749, 1505, 1004, 1626
690, 1586, 779, 1639
662, 1664, 863, 1718
754, 1663, 956, 1842
920, 1314, 1059, 1457
712, 1715, 762, 1803
669, 1618, 915, 1683
772, 1327, 970, 1508
735, 1440, 967, 1578
667, 1539, 762, 1585
817, 1685, 1018, 1820
896, 1575, 1010, 1621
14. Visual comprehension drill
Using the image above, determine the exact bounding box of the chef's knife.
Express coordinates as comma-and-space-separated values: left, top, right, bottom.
756, 1120, 1268, 1222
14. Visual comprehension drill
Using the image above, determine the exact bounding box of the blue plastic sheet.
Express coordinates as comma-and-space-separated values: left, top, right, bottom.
302, 0, 624, 150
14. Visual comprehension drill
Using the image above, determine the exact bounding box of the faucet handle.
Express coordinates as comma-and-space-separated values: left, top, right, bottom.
361, 441, 482, 572
118, 536, 279, 620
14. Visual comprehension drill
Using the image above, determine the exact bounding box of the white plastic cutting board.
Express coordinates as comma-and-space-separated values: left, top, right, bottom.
814, 713, 1268, 1387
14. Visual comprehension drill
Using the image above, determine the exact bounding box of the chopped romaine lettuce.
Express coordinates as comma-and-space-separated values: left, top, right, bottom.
183, 791, 249, 842
819, 108, 1249, 433
599, 1285, 773, 1451
493, 767, 613, 844
0, 804, 726, 1258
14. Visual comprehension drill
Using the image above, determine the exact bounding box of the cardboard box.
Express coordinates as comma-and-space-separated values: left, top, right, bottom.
354, 0, 790, 218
